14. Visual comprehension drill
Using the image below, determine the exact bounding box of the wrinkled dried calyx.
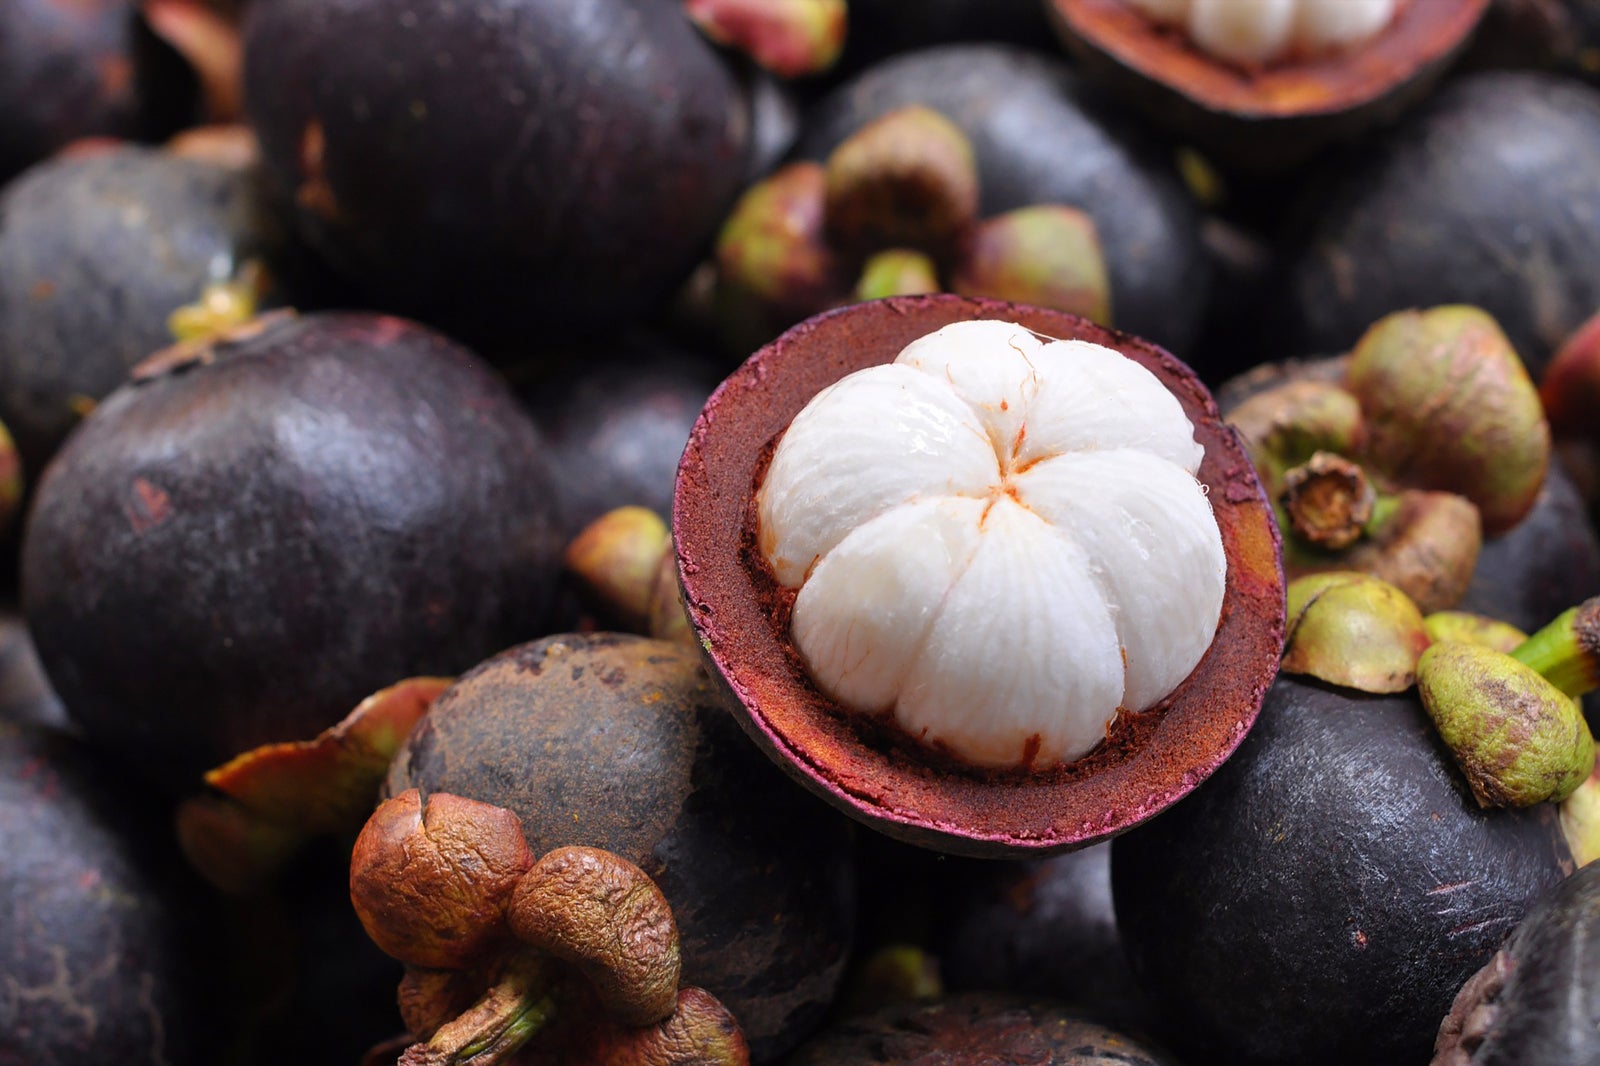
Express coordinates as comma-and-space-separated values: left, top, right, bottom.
350, 789, 748, 1066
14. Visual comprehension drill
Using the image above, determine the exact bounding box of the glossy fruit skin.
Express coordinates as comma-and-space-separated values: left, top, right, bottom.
795, 45, 1210, 355
0, 0, 195, 184
1441, 859, 1600, 1066
242, 0, 750, 347
385, 632, 857, 1063
784, 992, 1177, 1065
1113, 677, 1571, 1066
21, 311, 563, 788
0, 146, 294, 481
1287, 71, 1600, 378
0, 721, 207, 1064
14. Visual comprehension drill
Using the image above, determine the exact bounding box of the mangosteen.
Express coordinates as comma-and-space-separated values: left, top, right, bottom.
383, 631, 858, 1061
830, 0, 1058, 78
1112, 672, 1578, 1065
1046, 0, 1489, 171
1285, 71, 1600, 378
673, 294, 1285, 858
0, 0, 199, 183
0, 143, 300, 481
241, 0, 755, 347
1434, 855, 1600, 1066
931, 843, 1152, 1032
0, 611, 67, 732
0, 720, 209, 1063
784, 992, 1178, 1065
521, 336, 730, 540
21, 310, 564, 788
792, 45, 1212, 355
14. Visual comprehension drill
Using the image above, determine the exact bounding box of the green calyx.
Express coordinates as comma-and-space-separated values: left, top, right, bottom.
1281, 572, 1431, 693
1510, 598, 1600, 699
1417, 641, 1595, 808
1424, 611, 1529, 654
854, 249, 942, 301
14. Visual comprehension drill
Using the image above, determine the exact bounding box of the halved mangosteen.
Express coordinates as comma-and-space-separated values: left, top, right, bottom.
674, 294, 1285, 857
1046, 0, 1490, 171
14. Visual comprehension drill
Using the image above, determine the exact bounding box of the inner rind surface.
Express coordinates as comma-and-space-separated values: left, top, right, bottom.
757, 319, 1227, 770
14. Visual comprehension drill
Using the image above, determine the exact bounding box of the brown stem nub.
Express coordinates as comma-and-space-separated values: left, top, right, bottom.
398, 957, 556, 1066
508, 847, 682, 1028
1280, 451, 1376, 550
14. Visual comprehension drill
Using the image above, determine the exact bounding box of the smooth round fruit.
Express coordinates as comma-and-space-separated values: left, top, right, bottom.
22, 311, 563, 786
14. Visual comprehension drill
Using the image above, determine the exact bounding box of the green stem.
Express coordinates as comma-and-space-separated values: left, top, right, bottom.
1511, 598, 1600, 699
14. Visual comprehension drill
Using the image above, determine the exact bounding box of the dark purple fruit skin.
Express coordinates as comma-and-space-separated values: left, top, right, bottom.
0, 721, 207, 1064
932, 843, 1152, 1034
385, 632, 858, 1063
21, 311, 563, 788
795, 45, 1210, 356
1286, 72, 1600, 378
1443, 859, 1600, 1066
242, 0, 750, 347
0, 612, 67, 732
0, 0, 196, 185
829, 0, 1056, 79
1113, 677, 1570, 1066
784, 992, 1177, 1065
0, 146, 293, 481
523, 338, 728, 539
1459, 458, 1600, 634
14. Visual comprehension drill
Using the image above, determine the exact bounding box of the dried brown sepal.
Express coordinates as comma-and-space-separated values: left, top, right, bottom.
141, 0, 243, 120
173, 792, 305, 894
588, 986, 750, 1066
565, 507, 673, 633
508, 846, 681, 1028
397, 957, 556, 1066
203, 676, 450, 834
823, 106, 980, 256
1282, 571, 1431, 693
854, 249, 942, 302
351, 789, 534, 971
1347, 306, 1550, 536
1226, 379, 1366, 495
683, 0, 846, 78
947, 205, 1111, 326
715, 163, 845, 348
1432, 948, 1513, 1066
1331, 489, 1482, 614
1280, 451, 1376, 551
1541, 308, 1600, 443
398, 966, 498, 1041
1425, 611, 1529, 654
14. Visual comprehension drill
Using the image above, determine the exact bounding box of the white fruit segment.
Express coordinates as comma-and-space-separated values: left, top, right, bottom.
1122, 0, 1398, 65
757, 320, 1228, 770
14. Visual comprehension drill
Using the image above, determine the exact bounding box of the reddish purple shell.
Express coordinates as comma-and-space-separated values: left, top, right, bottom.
673, 293, 1285, 857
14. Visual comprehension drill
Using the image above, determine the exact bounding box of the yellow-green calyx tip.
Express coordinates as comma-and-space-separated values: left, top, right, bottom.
1418, 641, 1596, 809
1282, 571, 1430, 693
1511, 598, 1600, 699
1424, 611, 1529, 654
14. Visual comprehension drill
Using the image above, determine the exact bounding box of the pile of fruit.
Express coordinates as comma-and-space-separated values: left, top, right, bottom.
5, 1, 1600, 1063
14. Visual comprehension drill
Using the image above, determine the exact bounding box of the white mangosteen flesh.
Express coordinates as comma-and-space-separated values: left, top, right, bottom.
1123, 0, 1398, 65
756, 320, 1227, 771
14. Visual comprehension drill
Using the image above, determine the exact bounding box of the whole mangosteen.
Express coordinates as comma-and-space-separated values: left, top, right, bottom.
1112, 674, 1576, 1065
1285, 71, 1600, 378
673, 294, 1285, 858
792, 45, 1212, 355
0, 720, 209, 1064
0, 144, 298, 480
784, 992, 1178, 1065
1434, 855, 1600, 1066
384, 631, 858, 1062
241, 0, 755, 346
0, 0, 198, 183
21, 310, 564, 788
